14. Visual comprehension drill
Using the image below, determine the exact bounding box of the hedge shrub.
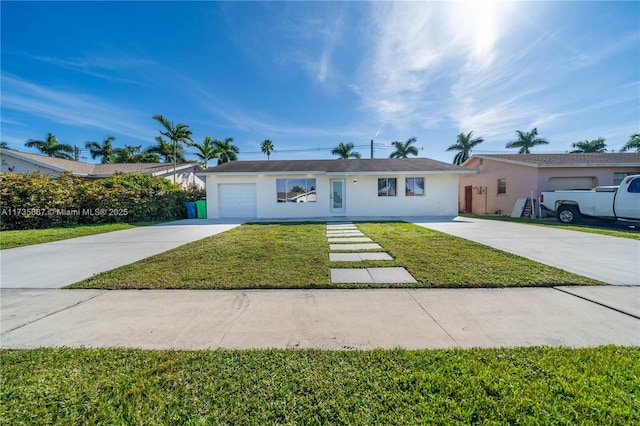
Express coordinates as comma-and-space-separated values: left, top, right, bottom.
0, 172, 205, 230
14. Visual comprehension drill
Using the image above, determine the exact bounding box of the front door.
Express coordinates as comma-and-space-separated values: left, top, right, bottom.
330, 179, 346, 213
464, 185, 473, 213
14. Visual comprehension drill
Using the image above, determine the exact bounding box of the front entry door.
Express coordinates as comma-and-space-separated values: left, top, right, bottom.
464, 185, 473, 213
330, 179, 346, 213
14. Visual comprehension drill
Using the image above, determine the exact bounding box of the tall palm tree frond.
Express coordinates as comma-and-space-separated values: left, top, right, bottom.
621, 133, 640, 152
152, 114, 193, 182
25, 133, 74, 159
570, 138, 607, 153
505, 128, 549, 154
446, 131, 484, 165
389, 137, 419, 159
213, 137, 240, 164
147, 136, 185, 163
192, 135, 220, 168
85, 135, 115, 163
331, 142, 361, 159
261, 139, 275, 160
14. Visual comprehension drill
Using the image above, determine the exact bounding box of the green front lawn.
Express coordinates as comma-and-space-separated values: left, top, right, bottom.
69, 222, 600, 289
0, 222, 158, 250
2, 346, 638, 424
461, 214, 640, 240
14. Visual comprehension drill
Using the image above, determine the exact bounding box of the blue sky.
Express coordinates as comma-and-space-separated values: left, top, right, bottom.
2, 1, 638, 164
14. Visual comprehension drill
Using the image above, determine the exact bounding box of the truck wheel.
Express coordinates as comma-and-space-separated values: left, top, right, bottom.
557, 205, 581, 224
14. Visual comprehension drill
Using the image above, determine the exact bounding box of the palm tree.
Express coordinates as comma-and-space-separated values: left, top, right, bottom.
24, 133, 74, 159
505, 128, 549, 154
261, 139, 275, 160
112, 145, 161, 163
213, 137, 239, 164
0, 141, 12, 150
191, 136, 219, 168
85, 136, 116, 163
570, 138, 607, 153
147, 136, 186, 163
331, 142, 361, 159
446, 131, 484, 165
152, 114, 193, 183
389, 137, 419, 158
621, 133, 640, 152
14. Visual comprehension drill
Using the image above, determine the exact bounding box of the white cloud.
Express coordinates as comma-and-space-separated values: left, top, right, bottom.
355, 2, 512, 131
1, 74, 155, 141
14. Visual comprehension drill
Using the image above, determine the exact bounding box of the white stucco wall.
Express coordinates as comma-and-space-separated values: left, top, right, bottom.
206, 173, 460, 219
0, 156, 61, 176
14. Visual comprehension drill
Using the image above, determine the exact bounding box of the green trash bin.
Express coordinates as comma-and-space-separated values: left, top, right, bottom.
195, 200, 207, 219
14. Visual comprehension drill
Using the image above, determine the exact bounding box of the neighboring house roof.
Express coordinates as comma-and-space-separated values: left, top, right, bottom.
463, 153, 640, 168
200, 158, 473, 175
1, 149, 200, 177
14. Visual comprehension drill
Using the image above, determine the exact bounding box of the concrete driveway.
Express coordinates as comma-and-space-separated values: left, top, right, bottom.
409, 216, 640, 286
1, 287, 638, 349
0, 219, 243, 289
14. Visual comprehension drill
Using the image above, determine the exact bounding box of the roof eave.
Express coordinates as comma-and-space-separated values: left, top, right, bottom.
199, 169, 474, 176
1, 150, 71, 173
538, 163, 640, 168
471, 155, 540, 168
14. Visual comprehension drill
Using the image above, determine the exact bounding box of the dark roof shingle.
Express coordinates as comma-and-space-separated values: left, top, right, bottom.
1, 149, 198, 176
467, 153, 640, 167
201, 158, 469, 174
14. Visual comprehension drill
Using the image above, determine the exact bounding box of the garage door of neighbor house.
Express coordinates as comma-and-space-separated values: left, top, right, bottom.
547, 177, 596, 190
219, 184, 257, 218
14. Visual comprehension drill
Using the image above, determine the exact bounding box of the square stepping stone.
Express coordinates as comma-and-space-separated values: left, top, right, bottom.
329, 253, 362, 261
330, 243, 382, 251
359, 253, 393, 261
326, 226, 358, 231
327, 237, 372, 243
326, 232, 365, 237
330, 268, 373, 283
329, 252, 393, 261
368, 267, 416, 283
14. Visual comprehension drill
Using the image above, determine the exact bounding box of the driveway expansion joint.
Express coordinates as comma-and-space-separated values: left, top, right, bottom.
553, 286, 640, 320
0, 290, 108, 335
405, 289, 458, 345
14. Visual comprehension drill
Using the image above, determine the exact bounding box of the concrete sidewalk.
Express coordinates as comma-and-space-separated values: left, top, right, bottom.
409, 216, 640, 286
1, 287, 638, 350
0, 219, 243, 289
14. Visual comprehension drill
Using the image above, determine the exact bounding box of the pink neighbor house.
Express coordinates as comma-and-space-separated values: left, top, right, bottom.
459, 153, 640, 216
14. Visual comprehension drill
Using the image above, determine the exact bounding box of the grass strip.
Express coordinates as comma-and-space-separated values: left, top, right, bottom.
0, 222, 158, 250
70, 222, 600, 289
461, 214, 640, 240
1, 346, 638, 424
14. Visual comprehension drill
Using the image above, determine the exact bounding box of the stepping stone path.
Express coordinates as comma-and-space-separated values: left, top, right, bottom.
326, 222, 417, 284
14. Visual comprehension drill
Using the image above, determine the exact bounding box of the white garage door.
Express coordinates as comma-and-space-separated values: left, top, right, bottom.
219, 184, 257, 218
547, 177, 596, 190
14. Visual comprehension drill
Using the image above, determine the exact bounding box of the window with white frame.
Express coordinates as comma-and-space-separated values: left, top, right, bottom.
405, 177, 425, 196
378, 178, 397, 196
276, 178, 316, 203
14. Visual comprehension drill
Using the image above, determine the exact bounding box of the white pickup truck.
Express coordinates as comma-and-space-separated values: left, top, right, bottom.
540, 174, 640, 224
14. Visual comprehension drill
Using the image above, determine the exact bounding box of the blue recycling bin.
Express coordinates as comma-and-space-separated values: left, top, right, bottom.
185, 202, 197, 219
